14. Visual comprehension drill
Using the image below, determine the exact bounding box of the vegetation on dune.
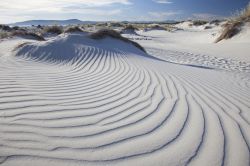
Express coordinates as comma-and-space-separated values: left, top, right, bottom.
89, 29, 146, 53
0, 31, 11, 39
215, 22, 242, 43
216, 3, 250, 43
44, 25, 63, 35
204, 26, 212, 30
0, 25, 13, 39
64, 26, 84, 33
12, 30, 45, 41
121, 24, 140, 34
37, 25, 43, 29
0, 24, 12, 31
123, 24, 139, 31
143, 24, 176, 32
236, 3, 250, 22
192, 20, 208, 26
209, 20, 223, 25
90, 29, 122, 39
148, 24, 167, 30
12, 26, 20, 30
108, 22, 124, 27
96, 23, 108, 27
0, 28, 44, 41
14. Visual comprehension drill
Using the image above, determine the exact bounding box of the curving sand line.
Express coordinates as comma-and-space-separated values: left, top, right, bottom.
0, 33, 249, 166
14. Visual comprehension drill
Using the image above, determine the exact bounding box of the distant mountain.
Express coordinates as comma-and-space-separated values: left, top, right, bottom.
9, 19, 180, 27
10, 19, 97, 26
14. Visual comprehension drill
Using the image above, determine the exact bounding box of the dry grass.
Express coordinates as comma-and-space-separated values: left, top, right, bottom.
132, 24, 147, 30
237, 3, 250, 22
216, 3, 250, 42
148, 24, 167, 30
123, 25, 139, 31
12, 26, 20, 30
89, 29, 146, 53
215, 22, 242, 43
90, 29, 121, 39
121, 24, 139, 34
204, 26, 212, 30
109, 22, 124, 27
0, 31, 11, 39
64, 26, 84, 33
0, 29, 45, 41
165, 24, 178, 31
44, 25, 63, 35
96, 23, 108, 27
12, 30, 45, 41
0, 24, 12, 31
209, 20, 222, 25
192, 20, 208, 26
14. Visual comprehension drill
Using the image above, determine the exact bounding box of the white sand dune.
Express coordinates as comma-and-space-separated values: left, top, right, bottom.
137, 22, 250, 62
0, 32, 250, 166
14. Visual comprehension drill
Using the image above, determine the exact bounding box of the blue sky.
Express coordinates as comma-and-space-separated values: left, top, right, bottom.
0, 0, 249, 23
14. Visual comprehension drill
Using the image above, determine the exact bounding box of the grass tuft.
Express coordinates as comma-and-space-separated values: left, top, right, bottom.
12, 26, 20, 30
216, 3, 250, 42
64, 26, 84, 33
148, 24, 167, 30
89, 29, 146, 53
0, 24, 12, 31
44, 25, 63, 35
12, 30, 45, 41
209, 20, 222, 25
0, 31, 11, 39
123, 24, 139, 31
192, 20, 208, 26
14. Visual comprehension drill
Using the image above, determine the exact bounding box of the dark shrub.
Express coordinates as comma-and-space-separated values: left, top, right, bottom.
64, 26, 84, 33
90, 29, 146, 53
215, 22, 242, 43
12, 26, 20, 30
123, 24, 139, 31
204, 26, 212, 30
44, 25, 63, 34
216, 3, 250, 42
210, 20, 221, 25
192, 20, 208, 26
12, 30, 45, 41
0, 24, 12, 31
37, 25, 43, 29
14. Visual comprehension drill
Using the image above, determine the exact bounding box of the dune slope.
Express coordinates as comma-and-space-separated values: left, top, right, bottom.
0, 33, 249, 166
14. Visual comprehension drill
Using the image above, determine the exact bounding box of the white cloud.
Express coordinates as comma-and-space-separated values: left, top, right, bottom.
152, 0, 173, 4
0, 0, 132, 9
0, 0, 131, 23
67, 9, 122, 16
